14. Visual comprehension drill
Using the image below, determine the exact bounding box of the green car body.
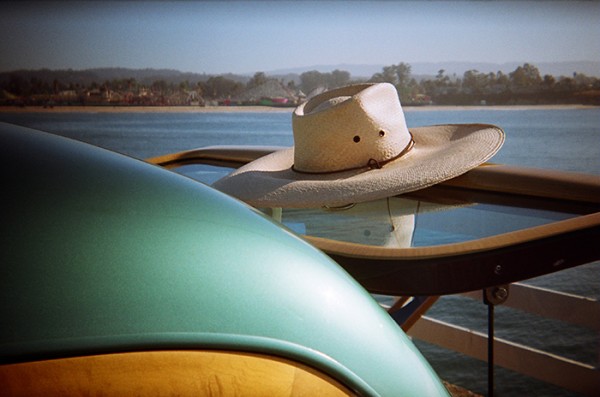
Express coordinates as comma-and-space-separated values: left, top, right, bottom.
0, 123, 448, 396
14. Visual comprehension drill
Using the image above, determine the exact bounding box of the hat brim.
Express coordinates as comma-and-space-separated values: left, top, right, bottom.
212, 124, 505, 208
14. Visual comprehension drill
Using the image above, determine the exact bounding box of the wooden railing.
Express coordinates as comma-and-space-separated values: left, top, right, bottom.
406, 282, 600, 396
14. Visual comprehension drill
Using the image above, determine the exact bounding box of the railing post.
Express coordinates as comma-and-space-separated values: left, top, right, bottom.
483, 284, 510, 397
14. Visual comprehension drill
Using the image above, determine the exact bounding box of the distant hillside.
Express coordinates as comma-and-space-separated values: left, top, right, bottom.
267, 61, 600, 79
2, 61, 598, 90
0, 68, 250, 87
411, 61, 600, 78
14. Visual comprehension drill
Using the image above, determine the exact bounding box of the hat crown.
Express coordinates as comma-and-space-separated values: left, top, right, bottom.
292, 83, 412, 173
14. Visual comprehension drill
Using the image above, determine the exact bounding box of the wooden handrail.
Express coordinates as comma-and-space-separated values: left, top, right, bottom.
147, 147, 600, 295
461, 283, 600, 331
146, 146, 600, 204
146, 145, 284, 169
408, 315, 599, 396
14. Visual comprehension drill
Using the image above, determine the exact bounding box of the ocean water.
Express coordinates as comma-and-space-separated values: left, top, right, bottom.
1, 108, 598, 396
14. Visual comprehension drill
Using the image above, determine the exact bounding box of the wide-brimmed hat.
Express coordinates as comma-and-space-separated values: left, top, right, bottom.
213, 83, 504, 208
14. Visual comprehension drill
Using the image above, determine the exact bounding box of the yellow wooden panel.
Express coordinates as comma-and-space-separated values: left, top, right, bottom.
0, 350, 355, 396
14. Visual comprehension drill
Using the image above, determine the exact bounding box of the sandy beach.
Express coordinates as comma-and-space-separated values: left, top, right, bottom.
0, 104, 597, 113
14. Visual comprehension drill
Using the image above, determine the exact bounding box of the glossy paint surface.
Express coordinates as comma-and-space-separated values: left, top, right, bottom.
0, 123, 447, 396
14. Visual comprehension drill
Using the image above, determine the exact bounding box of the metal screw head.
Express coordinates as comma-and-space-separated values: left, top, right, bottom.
484, 284, 510, 305
493, 287, 509, 301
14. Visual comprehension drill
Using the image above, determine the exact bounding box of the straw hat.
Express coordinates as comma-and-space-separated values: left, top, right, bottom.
213, 83, 504, 208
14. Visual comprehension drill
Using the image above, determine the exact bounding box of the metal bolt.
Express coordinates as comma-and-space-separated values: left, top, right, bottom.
494, 265, 502, 275
493, 287, 509, 302
484, 284, 510, 306
553, 259, 566, 267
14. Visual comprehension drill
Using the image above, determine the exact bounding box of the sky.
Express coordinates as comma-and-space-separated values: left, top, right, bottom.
1, 1, 599, 75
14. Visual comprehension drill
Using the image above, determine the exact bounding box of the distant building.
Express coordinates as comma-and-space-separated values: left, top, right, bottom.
165, 90, 204, 106
233, 80, 298, 106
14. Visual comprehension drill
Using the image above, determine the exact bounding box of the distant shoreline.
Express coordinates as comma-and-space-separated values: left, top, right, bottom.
0, 104, 598, 113
0, 105, 295, 113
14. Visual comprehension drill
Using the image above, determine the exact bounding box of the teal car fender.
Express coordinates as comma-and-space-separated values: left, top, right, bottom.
0, 123, 448, 396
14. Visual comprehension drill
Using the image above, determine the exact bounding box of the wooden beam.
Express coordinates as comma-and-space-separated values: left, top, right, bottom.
408, 316, 600, 396
443, 164, 600, 204
461, 282, 600, 331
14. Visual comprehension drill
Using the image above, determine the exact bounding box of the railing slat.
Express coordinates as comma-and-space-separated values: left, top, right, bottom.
408, 316, 600, 396
461, 283, 600, 331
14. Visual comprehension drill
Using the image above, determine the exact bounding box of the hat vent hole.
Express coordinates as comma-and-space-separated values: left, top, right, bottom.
353, 135, 361, 143
379, 130, 386, 137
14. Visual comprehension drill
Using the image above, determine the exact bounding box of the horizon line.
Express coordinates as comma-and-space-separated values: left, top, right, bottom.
2, 60, 600, 78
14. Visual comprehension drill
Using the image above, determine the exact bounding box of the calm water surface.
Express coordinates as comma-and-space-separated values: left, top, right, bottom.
1, 108, 599, 175
1, 108, 598, 396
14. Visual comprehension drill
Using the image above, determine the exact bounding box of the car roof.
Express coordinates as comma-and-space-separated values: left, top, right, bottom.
0, 122, 447, 396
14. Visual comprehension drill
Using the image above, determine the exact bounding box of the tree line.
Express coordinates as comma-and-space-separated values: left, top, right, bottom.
1, 62, 599, 106
299, 63, 599, 105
